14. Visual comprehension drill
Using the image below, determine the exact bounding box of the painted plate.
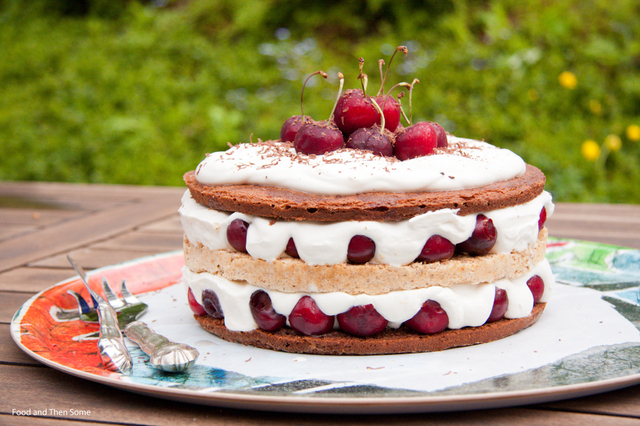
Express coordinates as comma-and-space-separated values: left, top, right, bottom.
10, 239, 640, 414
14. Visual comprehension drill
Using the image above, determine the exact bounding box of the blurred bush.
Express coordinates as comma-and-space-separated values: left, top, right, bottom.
1, 0, 639, 203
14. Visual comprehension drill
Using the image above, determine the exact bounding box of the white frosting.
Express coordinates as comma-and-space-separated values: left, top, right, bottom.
194, 137, 527, 195
179, 190, 554, 266
183, 259, 554, 332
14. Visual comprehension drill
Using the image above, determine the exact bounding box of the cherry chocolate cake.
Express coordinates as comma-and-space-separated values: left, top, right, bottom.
180, 53, 555, 355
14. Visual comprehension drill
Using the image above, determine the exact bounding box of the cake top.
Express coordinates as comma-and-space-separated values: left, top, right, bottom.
194, 136, 526, 196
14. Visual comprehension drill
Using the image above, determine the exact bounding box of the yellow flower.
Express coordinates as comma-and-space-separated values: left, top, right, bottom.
581, 140, 600, 161
604, 134, 622, 152
589, 99, 602, 115
627, 124, 640, 141
559, 71, 577, 89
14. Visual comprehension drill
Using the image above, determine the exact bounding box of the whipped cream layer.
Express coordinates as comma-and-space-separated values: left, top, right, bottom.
183, 259, 554, 332
179, 190, 554, 267
195, 137, 526, 195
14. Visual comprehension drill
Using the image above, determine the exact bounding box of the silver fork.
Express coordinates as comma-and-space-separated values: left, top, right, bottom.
67, 256, 199, 373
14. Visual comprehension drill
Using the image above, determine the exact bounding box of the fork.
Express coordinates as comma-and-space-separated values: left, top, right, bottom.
67, 257, 199, 373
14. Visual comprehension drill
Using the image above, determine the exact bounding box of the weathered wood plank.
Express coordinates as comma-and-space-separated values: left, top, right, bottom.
538, 384, 640, 418
137, 214, 183, 233
29, 248, 175, 269
0, 267, 74, 293
0, 416, 108, 426
89, 231, 183, 252
0, 324, 42, 366
0, 200, 180, 272
0, 292, 34, 324
0, 364, 636, 426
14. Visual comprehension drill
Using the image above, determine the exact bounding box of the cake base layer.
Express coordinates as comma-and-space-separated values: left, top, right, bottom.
184, 229, 547, 294
184, 164, 545, 222
194, 303, 545, 355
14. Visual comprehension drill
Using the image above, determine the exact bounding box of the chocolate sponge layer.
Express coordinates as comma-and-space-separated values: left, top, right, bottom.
184, 164, 545, 222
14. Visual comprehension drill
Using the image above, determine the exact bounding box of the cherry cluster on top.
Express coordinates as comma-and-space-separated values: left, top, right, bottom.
279, 47, 447, 160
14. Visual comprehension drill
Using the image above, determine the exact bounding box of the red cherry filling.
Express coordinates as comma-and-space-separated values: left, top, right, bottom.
293, 121, 345, 155
249, 290, 286, 332
202, 289, 224, 319
280, 115, 310, 142
347, 235, 376, 264
187, 288, 206, 316
393, 121, 439, 160
346, 126, 393, 157
337, 304, 388, 337
227, 218, 249, 253
487, 287, 508, 323
416, 235, 455, 263
285, 237, 299, 258
527, 275, 545, 304
333, 89, 379, 135
538, 207, 547, 231
456, 214, 497, 256
289, 296, 334, 336
404, 300, 449, 334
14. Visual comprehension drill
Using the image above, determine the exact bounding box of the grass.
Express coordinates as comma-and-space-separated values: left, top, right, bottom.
1, 0, 640, 203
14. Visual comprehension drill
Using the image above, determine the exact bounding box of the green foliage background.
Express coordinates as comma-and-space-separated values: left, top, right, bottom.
1, 0, 640, 203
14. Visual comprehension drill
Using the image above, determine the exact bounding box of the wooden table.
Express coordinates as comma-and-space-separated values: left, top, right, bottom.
2, 180, 640, 425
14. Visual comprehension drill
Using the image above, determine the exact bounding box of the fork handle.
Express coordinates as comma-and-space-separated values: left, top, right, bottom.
96, 303, 132, 375
124, 321, 199, 373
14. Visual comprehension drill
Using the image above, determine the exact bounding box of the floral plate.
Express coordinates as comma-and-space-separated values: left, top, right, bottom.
10, 239, 640, 414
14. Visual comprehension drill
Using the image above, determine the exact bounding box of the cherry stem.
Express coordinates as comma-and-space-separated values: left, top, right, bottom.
370, 97, 385, 131
301, 70, 328, 117
377, 59, 385, 95
384, 81, 412, 125
328, 72, 345, 122
357, 57, 368, 94
377, 45, 408, 96
408, 78, 419, 125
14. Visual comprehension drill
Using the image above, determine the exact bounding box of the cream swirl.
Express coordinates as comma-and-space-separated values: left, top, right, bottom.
179, 190, 554, 267
183, 259, 554, 332
194, 137, 526, 195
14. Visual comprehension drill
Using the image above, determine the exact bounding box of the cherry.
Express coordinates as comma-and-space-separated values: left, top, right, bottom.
202, 289, 224, 319
431, 122, 448, 148
293, 120, 345, 155
487, 287, 508, 323
456, 214, 497, 256
404, 300, 449, 334
294, 72, 346, 155
393, 121, 439, 160
280, 115, 310, 142
416, 235, 455, 263
347, 235, 376, 264
281, 71, 328, 142
285, 237, 299, 258
345, 97, 394, 156
333, 89, 379, 135
346, 126, 393, 156
337, 304, 388, 337
249, 290, 286, 332
227, 218, 249, 253
187, 288, 206, 316
289, 296, 334, 336
373, 95, 401, 132
527, 275, 545, 304
538, 207, 547, 231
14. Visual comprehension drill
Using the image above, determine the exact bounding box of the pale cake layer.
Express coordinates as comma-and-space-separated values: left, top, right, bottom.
183, 228, 547, 295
